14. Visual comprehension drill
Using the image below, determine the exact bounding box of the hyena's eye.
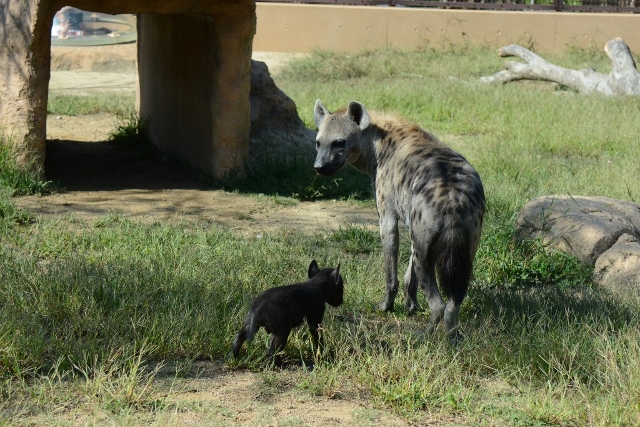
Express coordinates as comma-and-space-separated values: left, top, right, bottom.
332, 139, 346, 149
315, 141, 320, 149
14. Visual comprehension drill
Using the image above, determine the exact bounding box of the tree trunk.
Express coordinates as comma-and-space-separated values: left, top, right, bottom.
479, 38, 640, 96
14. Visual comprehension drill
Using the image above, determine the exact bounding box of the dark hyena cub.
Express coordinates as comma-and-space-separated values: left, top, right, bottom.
232, 260, 343, 360
313, 100, 485, 339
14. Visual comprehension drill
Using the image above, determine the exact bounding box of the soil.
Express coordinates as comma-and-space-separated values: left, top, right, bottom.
11, 45, 415, 426
19, 45, 378, 237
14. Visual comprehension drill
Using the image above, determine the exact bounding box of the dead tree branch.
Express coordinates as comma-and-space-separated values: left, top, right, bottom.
479, 38, 640, 96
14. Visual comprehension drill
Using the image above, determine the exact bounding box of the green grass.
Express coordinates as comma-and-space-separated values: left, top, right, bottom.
0, 134, 49, 227
47, 93, 135, 116
3, 46, 640, 425
108, 112, 151, 146
220, 153, 373, 200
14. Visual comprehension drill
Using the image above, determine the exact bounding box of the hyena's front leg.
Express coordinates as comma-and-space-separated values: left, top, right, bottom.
378, 216, 399, 312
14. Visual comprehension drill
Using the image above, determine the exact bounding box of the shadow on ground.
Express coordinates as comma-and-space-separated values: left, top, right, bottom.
45, 139, 210, 191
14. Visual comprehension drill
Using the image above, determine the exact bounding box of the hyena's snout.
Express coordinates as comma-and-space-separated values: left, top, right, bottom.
313, 149, 345, 176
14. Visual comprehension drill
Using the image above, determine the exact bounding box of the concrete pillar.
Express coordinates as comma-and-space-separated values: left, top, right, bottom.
0, 0, 55, 174
137, 10, 254, 177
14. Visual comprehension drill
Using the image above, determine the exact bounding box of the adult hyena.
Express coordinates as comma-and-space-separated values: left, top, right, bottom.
313, 100, 485, 339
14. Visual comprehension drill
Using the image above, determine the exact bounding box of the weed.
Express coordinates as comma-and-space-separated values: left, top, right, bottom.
108, 112, 150, 146
0, 137, 51, 196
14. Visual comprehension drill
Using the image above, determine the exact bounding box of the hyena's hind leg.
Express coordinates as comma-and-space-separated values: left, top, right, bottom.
266, 330, 290, 366
412, 251, 446, 334
378, 217, 400, 312
442, 231, 481, 342
267, 330, 289, 356
403, 251, 420, 315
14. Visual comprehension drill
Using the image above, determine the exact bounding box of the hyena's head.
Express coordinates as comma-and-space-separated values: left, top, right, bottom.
308, 259, 344, 308
313, 99, 370, 176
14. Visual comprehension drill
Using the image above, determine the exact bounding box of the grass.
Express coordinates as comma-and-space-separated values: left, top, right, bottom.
3, 45, 640, 425
219, 153, 374, 201
47, 93, 135, 116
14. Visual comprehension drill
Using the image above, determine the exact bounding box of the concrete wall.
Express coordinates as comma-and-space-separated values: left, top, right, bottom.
254, 3, 640, 54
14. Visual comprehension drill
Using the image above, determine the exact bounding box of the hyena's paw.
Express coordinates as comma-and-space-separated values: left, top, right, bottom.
447, 328, 465, 346
404, 299, 421, 316
378, 300, 394, 312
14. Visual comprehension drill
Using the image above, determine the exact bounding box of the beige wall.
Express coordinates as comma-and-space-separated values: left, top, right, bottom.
254, 3, 640, 53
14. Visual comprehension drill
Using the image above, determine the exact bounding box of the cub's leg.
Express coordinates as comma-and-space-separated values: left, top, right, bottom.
306, 316, 324, 352
267, 329, 291, 365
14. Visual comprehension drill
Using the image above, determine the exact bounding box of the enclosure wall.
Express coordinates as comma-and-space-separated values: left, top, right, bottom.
253, 4, 640, 53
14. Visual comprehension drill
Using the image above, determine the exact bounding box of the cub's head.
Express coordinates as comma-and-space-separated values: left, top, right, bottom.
313, 99, 371, 176
308, 259, 344, 307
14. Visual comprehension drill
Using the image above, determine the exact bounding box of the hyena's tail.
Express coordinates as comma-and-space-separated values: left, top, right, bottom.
434, 235, 474, 305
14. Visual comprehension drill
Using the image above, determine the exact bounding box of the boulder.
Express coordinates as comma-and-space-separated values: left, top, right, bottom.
516, 195, 640, 265
593, 233, 640, 296
249, 60, 315, 165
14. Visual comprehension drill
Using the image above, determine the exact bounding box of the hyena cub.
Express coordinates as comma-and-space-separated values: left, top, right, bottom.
232, 260, 343, 360
313, 100, 485, 339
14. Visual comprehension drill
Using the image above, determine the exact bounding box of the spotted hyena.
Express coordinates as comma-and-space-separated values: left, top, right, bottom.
232, 260, 344, 362
313, 100, 485, 339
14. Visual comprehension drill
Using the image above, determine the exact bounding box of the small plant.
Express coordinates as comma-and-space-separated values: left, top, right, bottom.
0, 188, 31, 226
108, 113, 150, 146
72, 340, 163, 411
0, 138, 50, 196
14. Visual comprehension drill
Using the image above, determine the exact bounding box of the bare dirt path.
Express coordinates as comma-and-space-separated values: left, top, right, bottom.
10, 45, 415, 427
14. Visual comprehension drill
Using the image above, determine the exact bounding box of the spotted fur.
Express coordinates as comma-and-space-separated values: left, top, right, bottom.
313, 100, 485, 339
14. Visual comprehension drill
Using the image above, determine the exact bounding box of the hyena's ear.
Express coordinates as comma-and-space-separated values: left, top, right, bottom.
347, 101, 370, 131
308, 259, 320, 278
331, 264, 341, 285
314, 99, 330, 129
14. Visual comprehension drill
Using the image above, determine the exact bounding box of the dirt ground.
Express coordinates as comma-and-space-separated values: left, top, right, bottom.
20, 45, 378, 237
11, 45, 414, 426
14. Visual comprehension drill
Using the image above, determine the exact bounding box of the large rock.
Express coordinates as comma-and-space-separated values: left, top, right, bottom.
516, 195, 640, 265
593, 233, 640, 296
249, 60, 315, 164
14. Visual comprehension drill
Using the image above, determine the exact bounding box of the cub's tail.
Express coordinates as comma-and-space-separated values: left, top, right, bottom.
245, 312, 259, 343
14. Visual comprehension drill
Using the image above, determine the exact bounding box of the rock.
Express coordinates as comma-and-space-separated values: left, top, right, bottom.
593, 233, 640, 296
516, 195, 640, 265
249, 60, 315, 166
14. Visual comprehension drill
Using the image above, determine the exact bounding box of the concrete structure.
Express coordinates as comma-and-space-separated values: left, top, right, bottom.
254, 4, 640, 54
3, 2, 638, 179
0, 0, 255, 178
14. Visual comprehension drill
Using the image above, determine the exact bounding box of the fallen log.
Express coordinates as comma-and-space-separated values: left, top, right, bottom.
479, 38, 640, 96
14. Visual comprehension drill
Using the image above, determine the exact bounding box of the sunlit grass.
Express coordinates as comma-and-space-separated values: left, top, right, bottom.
3, 46, 640, 425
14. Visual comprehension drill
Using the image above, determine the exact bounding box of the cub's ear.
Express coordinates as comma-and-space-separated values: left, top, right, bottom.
347, 101, 370, 131
314, 99, 330, 129
308, 259, 320, 278
331, 263, 341, 285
